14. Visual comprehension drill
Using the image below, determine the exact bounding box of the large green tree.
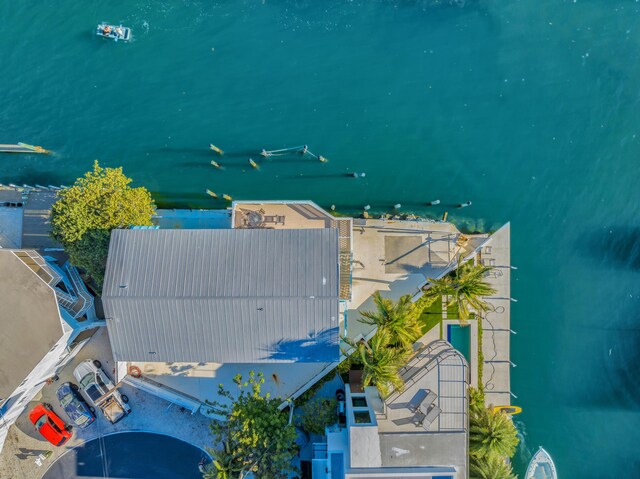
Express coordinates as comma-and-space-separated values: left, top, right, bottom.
424, 257, 497, 321
203, 372, 298, 479
469, 404, 520, 460
51, 161, 155, 287
343, 329, 410, 398
469, 454, 517, 479
359, 292, 423, 351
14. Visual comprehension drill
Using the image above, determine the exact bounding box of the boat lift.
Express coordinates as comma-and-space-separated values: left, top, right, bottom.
260, 145, 327, 162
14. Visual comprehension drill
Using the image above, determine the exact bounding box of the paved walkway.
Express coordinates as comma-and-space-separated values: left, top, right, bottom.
0, 327, 212, 479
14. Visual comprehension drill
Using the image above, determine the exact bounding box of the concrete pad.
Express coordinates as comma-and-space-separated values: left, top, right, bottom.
133, 360, 335, 408
384, 236, 427, 274
22, 191, 60, 249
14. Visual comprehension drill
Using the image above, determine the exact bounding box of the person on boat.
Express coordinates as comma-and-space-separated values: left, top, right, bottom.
115, 27, 123, 36
103, 25, 112, 34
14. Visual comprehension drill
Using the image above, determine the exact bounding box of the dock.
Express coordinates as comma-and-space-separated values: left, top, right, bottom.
479, 223, 513, 407
0, 143, 50, 154
0, 185, 63, 249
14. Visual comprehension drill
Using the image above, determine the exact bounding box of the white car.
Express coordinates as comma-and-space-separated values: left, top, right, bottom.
73, 359, 131, 423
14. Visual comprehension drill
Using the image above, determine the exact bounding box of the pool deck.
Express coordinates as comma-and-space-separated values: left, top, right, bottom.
345, 217, 489, 340
0, 327, 213, 479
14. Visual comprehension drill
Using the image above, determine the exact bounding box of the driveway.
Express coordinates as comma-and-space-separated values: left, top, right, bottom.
0, 327, 213, 479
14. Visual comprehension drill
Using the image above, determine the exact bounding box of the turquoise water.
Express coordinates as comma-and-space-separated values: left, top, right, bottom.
447, 324, 471, 364
2, 0, 640, 476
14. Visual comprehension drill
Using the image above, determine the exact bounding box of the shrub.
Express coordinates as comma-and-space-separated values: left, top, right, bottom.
299, 398, 338, 434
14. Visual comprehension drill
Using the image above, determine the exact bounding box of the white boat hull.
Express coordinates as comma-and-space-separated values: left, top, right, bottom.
525, 447, 558, 479
96, 24, 131, 42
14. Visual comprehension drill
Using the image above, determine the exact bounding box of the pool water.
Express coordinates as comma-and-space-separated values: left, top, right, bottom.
42, 432, 206, 479
447, 324, 471, 364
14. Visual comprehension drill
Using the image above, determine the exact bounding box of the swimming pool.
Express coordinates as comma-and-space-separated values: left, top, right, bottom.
42, 432, 207, 479
447, 324, 471, 363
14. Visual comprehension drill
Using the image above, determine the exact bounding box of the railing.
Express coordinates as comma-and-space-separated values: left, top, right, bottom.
55, 289, 77, 314
13, 250, 61, 286
335, 218, 353, 301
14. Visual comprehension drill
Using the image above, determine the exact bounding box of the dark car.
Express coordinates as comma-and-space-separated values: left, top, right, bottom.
56, 382, 95, 429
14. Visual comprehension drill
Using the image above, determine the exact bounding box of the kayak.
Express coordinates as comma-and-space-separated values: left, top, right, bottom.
492, 405, 522, 415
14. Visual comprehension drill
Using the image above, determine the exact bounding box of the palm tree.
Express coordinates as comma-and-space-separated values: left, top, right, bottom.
469, 404, 520, 460
424, 257, 497, 321
342, 330, 410, 398
469, 454, 517, 479
358, 292, 423, 350
203, 440, 244, 479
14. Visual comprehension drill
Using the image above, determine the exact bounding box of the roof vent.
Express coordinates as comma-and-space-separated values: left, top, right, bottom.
119, 284, 128, 289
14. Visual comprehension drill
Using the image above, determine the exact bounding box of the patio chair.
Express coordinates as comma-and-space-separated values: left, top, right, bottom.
407, 389, 428, 412
418, 391, 437, 415
421, 405, 442, 430
276, 215, 285, 224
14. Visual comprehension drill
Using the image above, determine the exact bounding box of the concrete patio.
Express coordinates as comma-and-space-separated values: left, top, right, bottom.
127, 360, 340, 412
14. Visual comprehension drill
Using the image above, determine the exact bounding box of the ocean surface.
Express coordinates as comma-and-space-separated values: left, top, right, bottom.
2, 0, 640, 476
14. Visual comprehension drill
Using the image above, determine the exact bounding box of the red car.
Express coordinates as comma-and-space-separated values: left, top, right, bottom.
29, 404, 72, 446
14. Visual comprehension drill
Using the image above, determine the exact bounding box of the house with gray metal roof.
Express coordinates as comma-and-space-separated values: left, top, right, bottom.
104, 228, 340, 364
102, 227, 343, 411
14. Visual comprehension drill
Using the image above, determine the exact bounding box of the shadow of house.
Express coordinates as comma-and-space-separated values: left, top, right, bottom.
265, 328, 341, 362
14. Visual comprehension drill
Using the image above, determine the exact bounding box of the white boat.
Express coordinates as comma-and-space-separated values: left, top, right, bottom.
96, 23, 131, 42
525, 447, 557, 479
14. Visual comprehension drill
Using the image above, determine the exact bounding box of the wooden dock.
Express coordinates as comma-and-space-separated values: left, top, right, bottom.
0, 143, 50, 154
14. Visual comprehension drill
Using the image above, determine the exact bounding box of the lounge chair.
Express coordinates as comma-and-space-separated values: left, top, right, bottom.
407, 389, 428, 412
418, 391, 437, 415
421, 405, 442, 430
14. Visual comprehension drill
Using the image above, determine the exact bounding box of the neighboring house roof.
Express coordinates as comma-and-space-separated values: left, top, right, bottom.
103, 228, 340, 364
0, 250, 63, 401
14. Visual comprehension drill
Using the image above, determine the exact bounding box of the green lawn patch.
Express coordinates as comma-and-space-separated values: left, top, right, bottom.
419, 297, 443, 335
